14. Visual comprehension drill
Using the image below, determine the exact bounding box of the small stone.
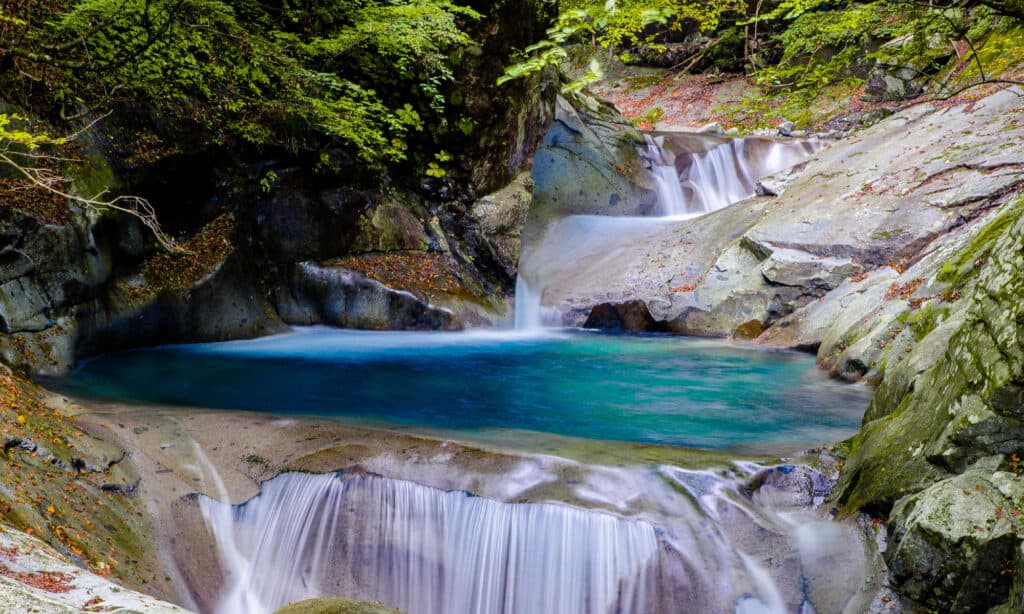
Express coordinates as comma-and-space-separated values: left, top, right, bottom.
698, 122, 725, 135
777, 121, 796, 137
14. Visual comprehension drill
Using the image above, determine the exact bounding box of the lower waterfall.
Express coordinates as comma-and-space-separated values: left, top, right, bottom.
199, 472, 663, 614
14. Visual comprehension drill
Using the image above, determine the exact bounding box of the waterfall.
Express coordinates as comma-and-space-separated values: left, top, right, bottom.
200, 472, 662, 614
512, 133, 820, 329
643, 135, 690, 216
642, 135, 762, 215
512, 276, 542, 331
681, 139, 757, 213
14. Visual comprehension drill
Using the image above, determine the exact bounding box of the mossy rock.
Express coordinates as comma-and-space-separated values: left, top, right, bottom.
274, 597, 404, 614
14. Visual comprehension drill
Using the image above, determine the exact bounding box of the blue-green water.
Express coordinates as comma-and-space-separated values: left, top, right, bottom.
56, 328, 869, 450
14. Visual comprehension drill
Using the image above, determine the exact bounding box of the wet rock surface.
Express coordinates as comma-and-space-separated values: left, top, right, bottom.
520, 87, 1024, 340
0, 523, 188, 614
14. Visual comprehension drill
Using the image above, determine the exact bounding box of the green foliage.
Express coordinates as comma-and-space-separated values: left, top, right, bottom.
742, 0, 833, 24
754, 2, 915, 91
0, 115, 61, 150
631, 106, 664, 127
499, 0, 739, 89
2, 0, 481, 165
259, 170, 279, 194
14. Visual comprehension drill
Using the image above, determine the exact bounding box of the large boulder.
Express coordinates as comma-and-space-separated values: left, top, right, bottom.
274, 262, 458, 331
829, 194, 1024, 612
885, 462, 1023, 612
471, 171, 533, 278
522, 94, 657, 249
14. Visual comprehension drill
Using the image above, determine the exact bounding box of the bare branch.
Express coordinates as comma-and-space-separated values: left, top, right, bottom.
0, 150, 181, 253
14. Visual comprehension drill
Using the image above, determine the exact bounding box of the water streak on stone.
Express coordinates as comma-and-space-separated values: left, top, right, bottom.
200, 472, 662, 614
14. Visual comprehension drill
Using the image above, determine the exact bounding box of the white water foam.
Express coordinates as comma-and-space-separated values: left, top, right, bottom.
513, 133, 819, 329
200, 472, 662, 614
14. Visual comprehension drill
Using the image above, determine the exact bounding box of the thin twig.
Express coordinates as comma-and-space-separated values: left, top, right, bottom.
0, 150, 181, 253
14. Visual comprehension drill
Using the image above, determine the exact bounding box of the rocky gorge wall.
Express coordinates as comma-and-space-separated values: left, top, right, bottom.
516, 83, 1024, 611
0, 0, 557, 376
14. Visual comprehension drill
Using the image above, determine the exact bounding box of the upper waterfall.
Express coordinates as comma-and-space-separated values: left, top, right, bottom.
513, 131, 822, 330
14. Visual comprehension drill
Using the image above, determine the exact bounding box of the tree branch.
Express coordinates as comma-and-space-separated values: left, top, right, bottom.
0, 148, 180, 253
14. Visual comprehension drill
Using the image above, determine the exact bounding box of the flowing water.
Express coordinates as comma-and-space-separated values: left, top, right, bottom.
59, 132, 870, 613
515, 133, 821, 329
199, 473, 663, 614
194, 463, 878, 614
59, 327, 868, 451
61, 329, 879, 613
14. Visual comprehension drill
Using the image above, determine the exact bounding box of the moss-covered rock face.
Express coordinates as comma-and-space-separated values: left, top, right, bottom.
274, 597, 403, 614
0, 367, 174, 600
833, 194, 1024, 611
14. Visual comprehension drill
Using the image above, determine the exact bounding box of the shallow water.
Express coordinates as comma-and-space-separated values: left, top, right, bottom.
58, 327, 868, 451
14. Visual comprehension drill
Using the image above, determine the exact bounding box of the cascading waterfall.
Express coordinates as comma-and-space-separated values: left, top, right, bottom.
513, 132, 817, 329
643, 134, 690, 216
680, 139, 757, 213
195, 464, 877, 614
200, 472, 663, 614
512, 276, 543, 331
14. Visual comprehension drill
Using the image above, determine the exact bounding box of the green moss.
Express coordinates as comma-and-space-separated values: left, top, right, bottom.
953, 24, 1024, 86
871, 228, 904, 241
68, 154, 117, 201
937, 195, 1024, 288
897, 302, 951, 341
625, 74, 664, 91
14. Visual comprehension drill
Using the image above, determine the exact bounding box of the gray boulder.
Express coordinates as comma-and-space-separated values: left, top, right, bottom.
0, 277, 50, 332
274, 262, 458, 331
0, 247, 34, 282
886, 463, 1023, 612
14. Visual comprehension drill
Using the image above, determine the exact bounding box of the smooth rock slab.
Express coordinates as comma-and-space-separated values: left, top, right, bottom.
760, 246, 859, 291
0, 523, 189, 614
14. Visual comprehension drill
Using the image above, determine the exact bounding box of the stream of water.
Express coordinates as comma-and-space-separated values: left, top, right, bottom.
58, 133, 869, 614
515, 133, 820, 330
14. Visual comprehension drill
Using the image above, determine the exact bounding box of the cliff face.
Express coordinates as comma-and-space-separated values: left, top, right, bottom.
832, 194, 1024, 612
0, 0, 557, 375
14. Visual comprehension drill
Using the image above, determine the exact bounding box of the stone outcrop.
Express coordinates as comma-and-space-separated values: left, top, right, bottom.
274, 262, 458, 331
470, 171, 533, 278
0, 523, 188, 614
821, 194, 1024, 612
522, 87, 1024, 339
0, 206, 284, 375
